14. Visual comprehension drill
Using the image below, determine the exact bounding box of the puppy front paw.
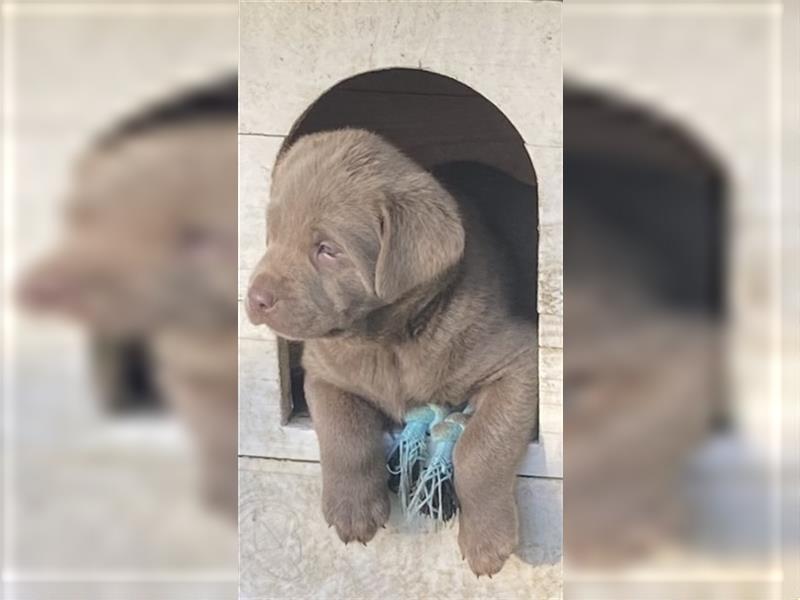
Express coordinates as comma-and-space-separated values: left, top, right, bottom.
458, 507, 518, 577
322, 482, 390, 545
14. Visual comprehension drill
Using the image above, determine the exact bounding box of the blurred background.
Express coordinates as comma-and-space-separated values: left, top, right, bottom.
2, 2, 798, 600
2, 3, 238, 599
563, 2, 798, 599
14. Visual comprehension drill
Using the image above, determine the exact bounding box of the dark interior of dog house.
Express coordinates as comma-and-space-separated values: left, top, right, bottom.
276, 68, 540, 422
92, 337, 163, 413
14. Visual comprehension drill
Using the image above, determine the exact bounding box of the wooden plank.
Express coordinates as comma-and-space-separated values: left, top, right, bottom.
529, 144, 564, 226
538, 268, 563, 317
539, 375, 563, 407
539, 223, 563, 268
538, 223, 563, 316
540, 347, 563, 384
239, 456, 562, 600
519, 433, 563, 478
240, 2, 561, 147
239, 135, 282, 274
238, 268, 252, 301
539, 402, 563, 436
238, 338, 286, 458
540, 313, 563, 349
240, 415, 562, 479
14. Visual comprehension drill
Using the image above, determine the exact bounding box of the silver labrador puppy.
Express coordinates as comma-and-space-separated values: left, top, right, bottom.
247, 129, 538, 576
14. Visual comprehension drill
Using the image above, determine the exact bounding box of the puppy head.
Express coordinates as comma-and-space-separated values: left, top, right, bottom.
17, 122, 238, 335
246, 129, 464, 340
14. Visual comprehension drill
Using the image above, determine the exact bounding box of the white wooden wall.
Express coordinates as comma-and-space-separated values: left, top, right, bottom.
239, 3, 562, 597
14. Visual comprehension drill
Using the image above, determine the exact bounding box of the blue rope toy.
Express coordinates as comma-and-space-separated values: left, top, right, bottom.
387, 404, 472, 524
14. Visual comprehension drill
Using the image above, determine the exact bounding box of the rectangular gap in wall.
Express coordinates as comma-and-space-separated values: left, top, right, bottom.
279, 339, 308, 425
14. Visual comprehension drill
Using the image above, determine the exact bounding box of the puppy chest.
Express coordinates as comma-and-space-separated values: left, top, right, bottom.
313, 343, 465, 414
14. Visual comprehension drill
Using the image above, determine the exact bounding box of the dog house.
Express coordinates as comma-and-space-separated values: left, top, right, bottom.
239, 3, 561, 596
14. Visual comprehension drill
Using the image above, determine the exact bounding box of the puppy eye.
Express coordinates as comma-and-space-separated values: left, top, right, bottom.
316, 242, 339, 260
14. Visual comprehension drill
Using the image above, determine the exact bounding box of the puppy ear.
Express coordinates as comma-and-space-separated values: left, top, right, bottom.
375, 173, 465, 302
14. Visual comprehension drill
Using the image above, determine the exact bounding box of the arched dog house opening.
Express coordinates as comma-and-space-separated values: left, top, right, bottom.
274, 68, 547, 458
564, 82, 726, 320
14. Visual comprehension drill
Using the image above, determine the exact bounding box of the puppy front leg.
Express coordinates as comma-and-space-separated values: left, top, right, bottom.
454, 360, 538, 576
305, 376, 390, 544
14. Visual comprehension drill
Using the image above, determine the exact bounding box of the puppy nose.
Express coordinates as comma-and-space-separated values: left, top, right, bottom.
248, 286, 276, 312
17, 270, 74, 309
